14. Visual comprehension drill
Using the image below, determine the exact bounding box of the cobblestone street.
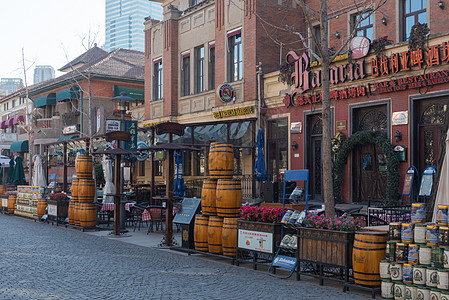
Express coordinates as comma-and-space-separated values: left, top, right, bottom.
0, 215, 370, 299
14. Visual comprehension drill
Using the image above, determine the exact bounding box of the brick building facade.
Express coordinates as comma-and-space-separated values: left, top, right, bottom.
265, 0, 449, 203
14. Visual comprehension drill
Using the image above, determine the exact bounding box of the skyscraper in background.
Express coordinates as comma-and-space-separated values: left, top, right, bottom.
0, 78, 23, 95
33, 65, 55, 84
105, 0, 163, 52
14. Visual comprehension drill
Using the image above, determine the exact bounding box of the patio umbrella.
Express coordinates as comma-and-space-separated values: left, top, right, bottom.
432, 128, 449, 222
7, 158, 15, 184
102, 155, 115, 203
32, 155, 46, 187
12, 156, 26, 186
173, 151, 185, 197
254, 129, 267, 181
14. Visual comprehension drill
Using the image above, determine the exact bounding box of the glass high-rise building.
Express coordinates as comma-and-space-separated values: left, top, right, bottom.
33, 65, 55, 84
0, 78, 23, 95
105, 0, 163, 52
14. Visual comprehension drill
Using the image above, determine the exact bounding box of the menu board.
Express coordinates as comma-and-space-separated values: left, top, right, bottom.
419, 167, 436, 197
402, 173, 414, 196
173, 198, 201, 225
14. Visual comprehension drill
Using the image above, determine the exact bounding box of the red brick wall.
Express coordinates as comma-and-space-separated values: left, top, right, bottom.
163, 19, 179, 117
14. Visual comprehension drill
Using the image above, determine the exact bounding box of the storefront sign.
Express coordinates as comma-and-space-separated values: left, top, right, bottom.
63, 125, 78, 135
213, 106, 253, 119
350, 36, 371, 59
392, 111, 408, 125
284, 41, 449, 108
96, 107, 103, 134
136, 141, 149, 161
48, 204, 57, 216
124, 120, 137, 150
271, 254, 297, 270
216, 83, 235, 103
290, 122, 302, 133
238, 229, 273, 254
106, 120, 121, 133
142, 120, 169, 128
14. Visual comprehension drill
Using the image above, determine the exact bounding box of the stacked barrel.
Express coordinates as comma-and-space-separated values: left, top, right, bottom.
194, 142, 241, 257
380, 203, 449, 299
72, 155, 96, 228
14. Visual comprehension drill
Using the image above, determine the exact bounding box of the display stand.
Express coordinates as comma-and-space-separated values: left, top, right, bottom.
400, 166, 418, 205
173, 198, 201, 249
268, 225, 297, 278
417, 165, 436, 220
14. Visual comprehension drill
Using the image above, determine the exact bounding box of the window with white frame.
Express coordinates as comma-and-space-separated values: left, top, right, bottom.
195, 46, 204, 94
153, 59, 163, 100
228, 30, 243, 82
181, 53, 190, 97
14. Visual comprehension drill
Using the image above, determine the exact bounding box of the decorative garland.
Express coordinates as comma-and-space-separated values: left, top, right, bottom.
408, 23, 430, 51
333, 131, 400, 205
371, 36, 393, 57
279, 62, 294, 85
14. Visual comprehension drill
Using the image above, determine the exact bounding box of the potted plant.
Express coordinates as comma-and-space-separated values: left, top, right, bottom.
48, 192, 69, 202
408, 22, 430, 51
371, 36, 393, 57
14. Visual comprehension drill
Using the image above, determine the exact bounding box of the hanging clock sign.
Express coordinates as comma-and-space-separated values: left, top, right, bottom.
216, 83, 235, 103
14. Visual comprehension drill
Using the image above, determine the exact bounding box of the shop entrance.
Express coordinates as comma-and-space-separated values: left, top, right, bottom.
352, 105, 388, 203
306, 114, 323, 201
416, 99, 448, 174
267, 118, 288, 182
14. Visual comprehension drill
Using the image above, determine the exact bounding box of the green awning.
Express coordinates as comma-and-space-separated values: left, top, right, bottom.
10, 140, 29, 153
57, 135, 79, 142
114, 85, 144, 101
33, 93, 56, 108
56, 86, 81, 102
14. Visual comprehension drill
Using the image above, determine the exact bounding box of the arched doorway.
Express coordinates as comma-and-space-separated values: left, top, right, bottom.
352, 105, 388, 202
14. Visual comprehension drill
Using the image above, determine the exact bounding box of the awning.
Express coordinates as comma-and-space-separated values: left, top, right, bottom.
5, 119, 14, 127
34, 93, 56, 108
0, 121, 6, 129
113, 85, 144, 101
56, 86, 81, 102
13, 115, 24, 125
56, 135, 79, 142
10, 140, 29, 153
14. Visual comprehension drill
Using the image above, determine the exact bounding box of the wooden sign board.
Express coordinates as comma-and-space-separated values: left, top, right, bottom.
336, 120, 347, 131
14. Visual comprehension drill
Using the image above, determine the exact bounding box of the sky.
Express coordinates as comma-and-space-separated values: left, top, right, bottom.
0, 0, 105, 83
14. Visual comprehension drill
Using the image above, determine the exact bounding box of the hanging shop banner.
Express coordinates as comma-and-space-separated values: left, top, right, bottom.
238, 229, 273, 254
124, 120, 138, 150
106, 120, 121, 133
216, 83, 235, 103
213, 106, 253, 119
136, 141, 149, 161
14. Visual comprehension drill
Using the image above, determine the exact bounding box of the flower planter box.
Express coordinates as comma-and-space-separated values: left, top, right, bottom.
297, 227, 354, 268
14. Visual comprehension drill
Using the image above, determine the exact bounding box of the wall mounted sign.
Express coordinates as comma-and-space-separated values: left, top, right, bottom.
284, 41, 449, 108
213, 106, 253, 119
336, 120, 347, 131
350, 36, 371, 59
216, 83, 235, 103
238, 229, 274, 254
124, 120, 138, 150
106, 120, 120, 132
63, 124, 78, 135
392, 111, 409, 125
290, 122, 302, 133
136, 141, 149, 161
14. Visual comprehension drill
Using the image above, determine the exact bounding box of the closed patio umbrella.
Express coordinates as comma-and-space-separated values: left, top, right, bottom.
7, 158, 15, 184
432, 128, 449, 222
254, 129, 267, 181
173, 151, 185, 197
32, 155, 46, 187
102, 155, 115, 203
12, 156, 26, 186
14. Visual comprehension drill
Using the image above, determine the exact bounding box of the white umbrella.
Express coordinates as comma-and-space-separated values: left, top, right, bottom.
32, 155, 47, 187
433, 128, 449, 222
102, 155, 114, 203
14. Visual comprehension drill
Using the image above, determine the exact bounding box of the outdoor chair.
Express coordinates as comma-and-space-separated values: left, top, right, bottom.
132, 204, 149, 232
146, 206, 166, 233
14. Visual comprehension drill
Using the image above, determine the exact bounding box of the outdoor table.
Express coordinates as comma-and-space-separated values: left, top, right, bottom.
105, 193, 134, 232
100, 202, 135, 212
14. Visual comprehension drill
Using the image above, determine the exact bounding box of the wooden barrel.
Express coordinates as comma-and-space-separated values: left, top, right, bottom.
8, 195, 16, 214
68, 201, 74, 225
201, 179, 217, 216
222, 217, 238, 257
194, 215, 209, 251
216, 179, 242, 218
69, 179, 78, 225
353, 231, 388, 287
78, 202, 97, 228
77, 178, 95, 203
0, 185, 5, 196
208, 216, 223, 254
76, 155, 93, 178
208, 143, 234, 179
74, 202, 80, 226
37, 198, 47, 219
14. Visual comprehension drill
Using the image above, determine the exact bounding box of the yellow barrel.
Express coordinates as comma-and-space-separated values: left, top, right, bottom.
215, 179, 242, 218
77, 178, 95, 203
37, 198, 47, 219
76, 155, 93, 178
201, 179, 217, 216
208, 143, 234, 179
8, 195, 16, 214
208, 216, 223, 254
222, 217, 238, 257
194, 215, 209, 251
78, 202, 96, 227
